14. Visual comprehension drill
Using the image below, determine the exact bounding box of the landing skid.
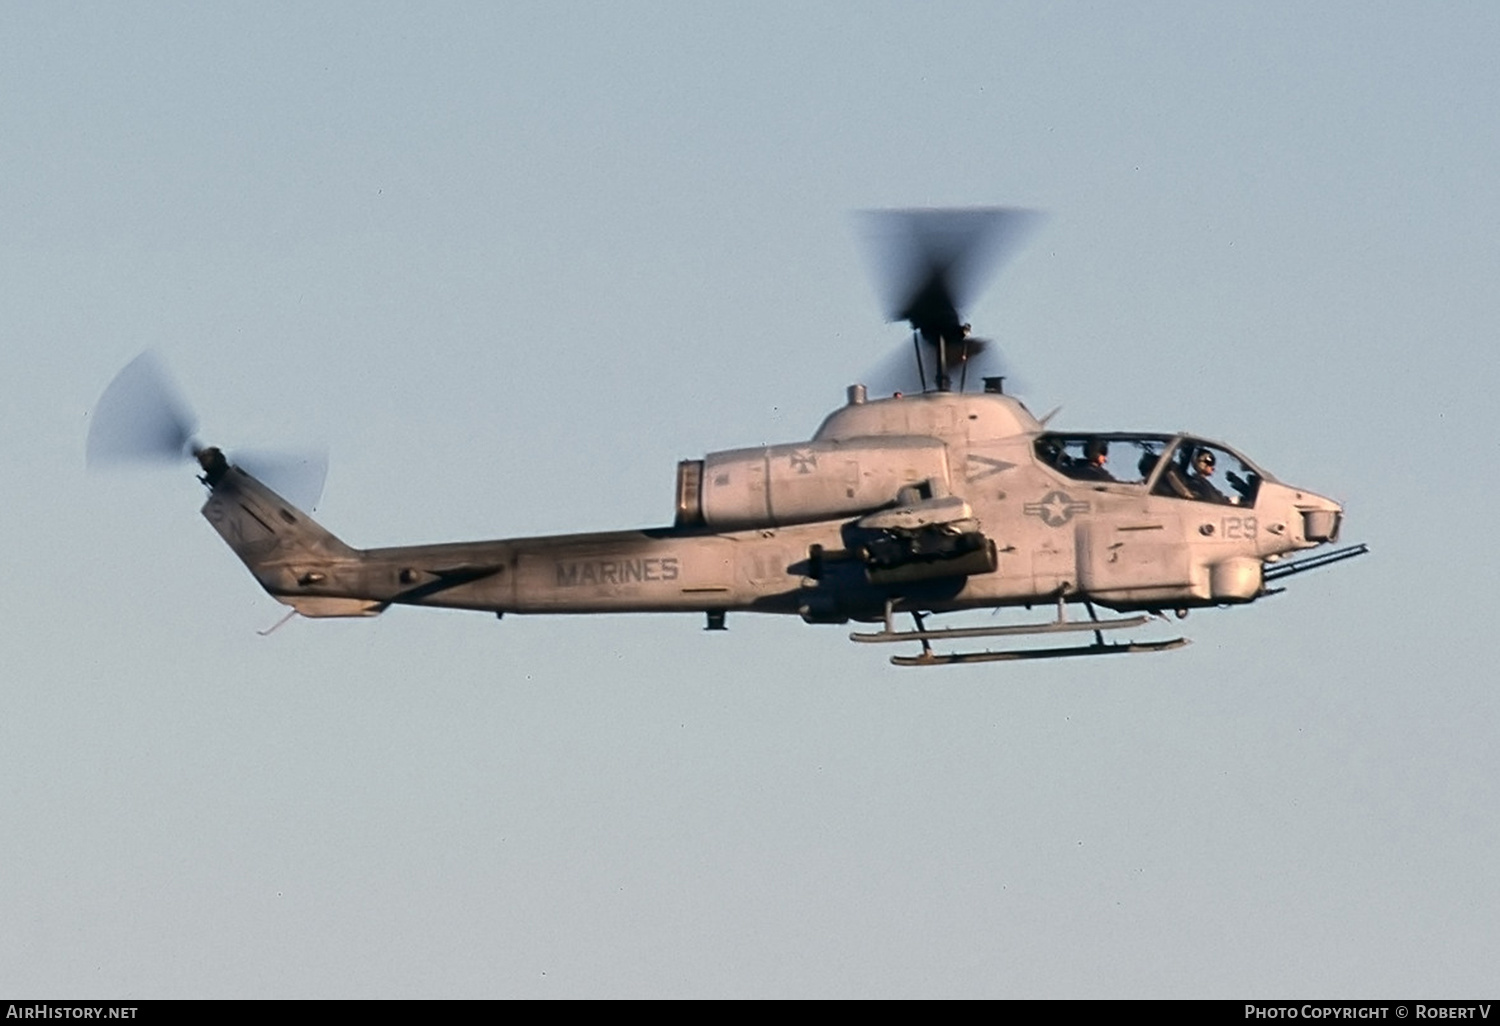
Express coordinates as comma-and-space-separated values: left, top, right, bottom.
890, 637, 1188, 667
852, 597, 1188, 667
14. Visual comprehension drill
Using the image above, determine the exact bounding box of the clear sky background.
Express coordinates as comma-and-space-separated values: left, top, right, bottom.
3, 1, 1496, 999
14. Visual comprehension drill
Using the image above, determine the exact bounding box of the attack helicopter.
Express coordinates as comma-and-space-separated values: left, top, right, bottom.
87, 208, 1366, 666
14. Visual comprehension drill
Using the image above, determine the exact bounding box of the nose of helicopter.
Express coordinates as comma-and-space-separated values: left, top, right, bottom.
1295, 492, 1343, 544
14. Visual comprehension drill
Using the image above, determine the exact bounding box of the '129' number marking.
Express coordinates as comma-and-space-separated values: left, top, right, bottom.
1223, 516, 1257, 539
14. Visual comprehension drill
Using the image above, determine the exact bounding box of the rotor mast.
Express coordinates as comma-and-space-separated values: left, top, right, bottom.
863, 207, 1039, 393
908, 323, 972, 393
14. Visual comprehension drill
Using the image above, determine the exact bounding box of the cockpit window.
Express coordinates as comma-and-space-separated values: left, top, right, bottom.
1151, 439, 1262, 507
1034, 434, 1173, 485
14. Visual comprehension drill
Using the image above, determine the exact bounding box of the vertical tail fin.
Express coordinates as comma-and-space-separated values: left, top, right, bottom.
201, 461, 385, 618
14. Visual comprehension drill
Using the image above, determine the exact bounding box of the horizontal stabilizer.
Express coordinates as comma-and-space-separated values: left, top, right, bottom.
278, 597, 387, 618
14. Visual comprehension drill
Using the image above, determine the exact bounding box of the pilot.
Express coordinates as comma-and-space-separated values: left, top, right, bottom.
1036, 437, 1065, 468
1185, 447, 1229, 504
1073, 438, 1114, 481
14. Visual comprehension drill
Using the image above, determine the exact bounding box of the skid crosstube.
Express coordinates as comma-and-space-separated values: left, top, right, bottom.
856, 596, 1188, 667
851, 613, 1151, 644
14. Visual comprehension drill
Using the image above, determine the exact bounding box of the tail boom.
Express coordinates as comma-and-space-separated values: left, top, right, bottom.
201, 463, 753, 619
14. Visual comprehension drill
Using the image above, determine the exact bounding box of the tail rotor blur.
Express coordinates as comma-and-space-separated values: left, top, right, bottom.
86, 352, 199, 466
87, 352, 328, 511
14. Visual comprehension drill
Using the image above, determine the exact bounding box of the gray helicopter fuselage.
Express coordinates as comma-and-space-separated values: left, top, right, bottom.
200, 387, 1345, 625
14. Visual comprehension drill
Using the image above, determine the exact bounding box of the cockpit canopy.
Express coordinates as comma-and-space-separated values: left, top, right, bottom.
1033, 433, 1271, 507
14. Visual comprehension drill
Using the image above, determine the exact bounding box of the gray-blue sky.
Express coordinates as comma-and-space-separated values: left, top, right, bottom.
2, 2, 1496, 997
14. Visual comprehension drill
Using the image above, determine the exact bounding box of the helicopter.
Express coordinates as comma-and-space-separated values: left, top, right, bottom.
87, 208, 1366, 666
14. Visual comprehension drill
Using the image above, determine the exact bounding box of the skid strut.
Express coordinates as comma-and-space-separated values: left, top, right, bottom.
852, 596, 1188, 667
